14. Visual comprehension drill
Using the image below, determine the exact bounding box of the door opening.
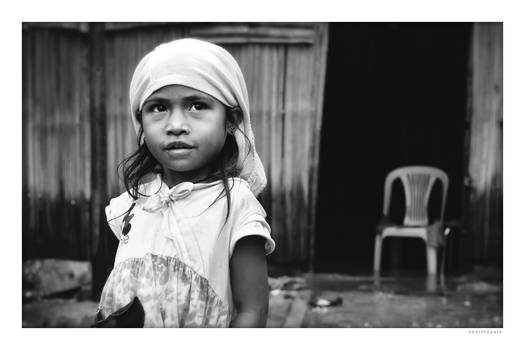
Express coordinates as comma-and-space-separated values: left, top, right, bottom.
314, 23, 471, 275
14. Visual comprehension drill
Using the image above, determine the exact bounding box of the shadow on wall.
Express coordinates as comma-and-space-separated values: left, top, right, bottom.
22, 193, 92, 261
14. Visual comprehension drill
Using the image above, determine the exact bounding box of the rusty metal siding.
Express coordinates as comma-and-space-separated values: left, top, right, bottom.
22, 29, 91, 259
467, 23, 503, 263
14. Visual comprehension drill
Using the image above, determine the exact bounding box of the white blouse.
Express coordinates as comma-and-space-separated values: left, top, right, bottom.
97, 174, 275, 327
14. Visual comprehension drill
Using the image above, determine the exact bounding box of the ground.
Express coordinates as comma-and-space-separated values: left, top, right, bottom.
300, 274, 502, 327
22, 270, 502, 328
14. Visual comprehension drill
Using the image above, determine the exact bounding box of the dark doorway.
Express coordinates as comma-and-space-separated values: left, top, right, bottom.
315, 23, 471, 275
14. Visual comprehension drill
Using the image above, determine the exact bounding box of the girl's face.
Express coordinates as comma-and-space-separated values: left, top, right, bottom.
141, 84, 228, 186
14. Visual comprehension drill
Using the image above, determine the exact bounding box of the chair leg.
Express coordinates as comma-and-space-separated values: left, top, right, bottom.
426, 244, 438, 276
374, 234, 383, 276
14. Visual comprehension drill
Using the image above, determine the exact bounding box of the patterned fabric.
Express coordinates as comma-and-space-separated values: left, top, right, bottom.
98, 176, 275, 327
97, 253, 231, 327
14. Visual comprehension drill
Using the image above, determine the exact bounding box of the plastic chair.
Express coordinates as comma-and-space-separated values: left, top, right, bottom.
373, 166, 449, 276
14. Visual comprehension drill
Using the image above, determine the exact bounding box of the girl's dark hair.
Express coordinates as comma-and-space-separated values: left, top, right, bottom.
119, 107, 250, 220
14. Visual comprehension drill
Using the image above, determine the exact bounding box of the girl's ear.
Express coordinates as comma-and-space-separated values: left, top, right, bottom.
227, 107, 243, 134
136, 111, 146, 145
137, 124, 146, 146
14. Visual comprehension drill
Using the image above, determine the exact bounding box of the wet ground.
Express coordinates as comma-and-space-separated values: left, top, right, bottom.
268, 272, 502, 328
22, 271, 502, 328
303, 274, 501, 327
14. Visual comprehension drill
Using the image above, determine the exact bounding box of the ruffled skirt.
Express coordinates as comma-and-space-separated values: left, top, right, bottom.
97, 253, 231, 327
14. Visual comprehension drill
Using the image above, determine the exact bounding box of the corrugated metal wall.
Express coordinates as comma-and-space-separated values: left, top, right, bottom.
466, 22, 503, 264
22, 28, 92, 260
22, 23, 328, 267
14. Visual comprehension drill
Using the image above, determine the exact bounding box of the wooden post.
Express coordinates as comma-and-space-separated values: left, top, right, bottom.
466, 23, 503, 265
89, 22, 108, 300
307, 23, 329, 272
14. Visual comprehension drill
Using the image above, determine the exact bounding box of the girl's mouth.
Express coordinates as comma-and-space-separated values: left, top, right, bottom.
164, 141, 195, 158
164, 141, 195, 150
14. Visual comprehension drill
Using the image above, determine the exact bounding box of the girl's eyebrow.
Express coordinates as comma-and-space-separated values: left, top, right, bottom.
144, 94, 215, 104
143, 96, 170, 104
183, 95, 215, 103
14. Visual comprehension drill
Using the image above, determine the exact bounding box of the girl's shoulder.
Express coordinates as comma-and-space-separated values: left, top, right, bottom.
228, 177, 257, 201
228, 177, 266, 217
229, 177, 251, 193
106, 175, 159, 217
106, 191, 135, 221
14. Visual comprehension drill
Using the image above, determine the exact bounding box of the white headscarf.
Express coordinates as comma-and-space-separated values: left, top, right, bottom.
129, 38, 266, 196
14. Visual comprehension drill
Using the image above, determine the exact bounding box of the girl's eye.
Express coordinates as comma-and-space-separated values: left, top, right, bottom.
189, 102, 207, 111
151, 104, 167, 113
143, 103, 167, 114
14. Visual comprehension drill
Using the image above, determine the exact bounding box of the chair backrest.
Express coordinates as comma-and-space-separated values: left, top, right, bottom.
383, 166, 449, 226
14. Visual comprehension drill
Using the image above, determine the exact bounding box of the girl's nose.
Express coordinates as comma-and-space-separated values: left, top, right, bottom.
165, 108, 190, 135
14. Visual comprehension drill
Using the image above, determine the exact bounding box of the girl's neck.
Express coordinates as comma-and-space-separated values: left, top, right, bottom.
161, 166, 215, 188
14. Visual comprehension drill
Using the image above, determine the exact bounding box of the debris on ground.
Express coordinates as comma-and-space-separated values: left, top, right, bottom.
456, 281, 502, 294
270, 289, 299, 299
268, 276, 307, 291
22, 299, 98, 327
23, 259, 92, 301
269, 275, 308, 298
309, 296, 343, 307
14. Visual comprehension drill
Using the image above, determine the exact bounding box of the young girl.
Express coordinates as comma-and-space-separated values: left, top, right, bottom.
93, 38, 275, 328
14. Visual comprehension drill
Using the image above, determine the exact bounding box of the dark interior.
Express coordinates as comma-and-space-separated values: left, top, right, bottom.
315, 23, 472, 275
